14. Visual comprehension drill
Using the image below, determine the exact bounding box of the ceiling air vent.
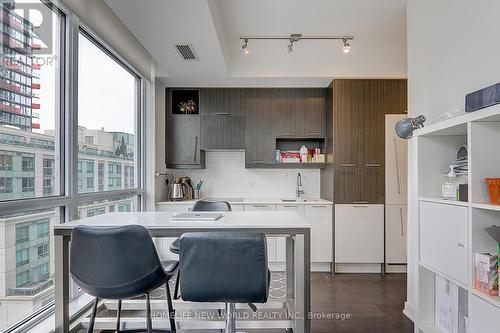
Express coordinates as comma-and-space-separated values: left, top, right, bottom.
175, 44, 198, 61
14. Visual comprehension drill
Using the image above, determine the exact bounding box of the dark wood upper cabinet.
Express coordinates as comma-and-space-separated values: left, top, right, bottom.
333, 79, 407, 204
275, 88, 326, 138
201, 115, 245, 150
167, 115, 203, 167
166, 87, 328, 169
244, 89, 276, 166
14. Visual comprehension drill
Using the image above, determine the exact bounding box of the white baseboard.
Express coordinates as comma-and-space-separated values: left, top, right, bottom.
385, 264, 407, 273
269, 262, 332, 272
403, 301, 415, 322
334, 263, 382, 273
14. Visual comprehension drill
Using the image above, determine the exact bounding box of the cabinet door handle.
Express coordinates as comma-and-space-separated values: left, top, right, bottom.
394, 139, 401, 194
307, 131, 321, 136
216, 112, 229, 116
311, 205, 326, 208
193, 136, 198, 162
457, 242, 465, 248
353, 201, 368, 204
353, 205, 368, 208
281, 132, 295, 136
283, 205, 299, 208
399, 207, 404, 236
339, 163, 355, 167
365, 163, 381, 167
253, 205, 269, 208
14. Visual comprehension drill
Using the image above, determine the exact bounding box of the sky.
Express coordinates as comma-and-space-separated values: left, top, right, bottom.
14, 0, 137, 135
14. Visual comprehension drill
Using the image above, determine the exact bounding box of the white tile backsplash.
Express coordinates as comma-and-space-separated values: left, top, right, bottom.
169, 151, 321, 199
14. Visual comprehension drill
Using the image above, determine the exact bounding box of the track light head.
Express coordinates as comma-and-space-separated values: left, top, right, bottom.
242, 39, 250, 55
342, 39, 351, 54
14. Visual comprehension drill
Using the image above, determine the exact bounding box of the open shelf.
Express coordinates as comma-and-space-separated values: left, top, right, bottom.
418, 133, 468, 199
471, 202, 500, 211
418, 265, 469, 333
471, 289, 500, 309
419, 196, 469, 207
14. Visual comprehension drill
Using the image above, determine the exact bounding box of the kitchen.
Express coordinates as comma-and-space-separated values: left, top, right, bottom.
154, 83, 408, 277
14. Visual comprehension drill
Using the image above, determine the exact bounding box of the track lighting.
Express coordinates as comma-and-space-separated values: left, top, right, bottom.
342, 39, 351, 54
240, 34, 353, 55
242, 39, 250, 55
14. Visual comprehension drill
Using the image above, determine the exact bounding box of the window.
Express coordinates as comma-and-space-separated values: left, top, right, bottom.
78, 31, 138, 194
22, 177, 35, 192
16, 248, 29, 266
0, 153, 13, 170
87, 177, 94, 188
37, 221, 49, 237
0, 177, 13, 193
21, 155, 35, 171
0, 0, 62, 202
16, 225, 29, 243
37, 244, 49, 258
0, 3, 145, 331
78, 196, 135, 219
87, 160, 94, 173
16, 271, 29, 287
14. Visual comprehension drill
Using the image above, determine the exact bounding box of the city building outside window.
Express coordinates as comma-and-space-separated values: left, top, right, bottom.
0, 1, 144, 330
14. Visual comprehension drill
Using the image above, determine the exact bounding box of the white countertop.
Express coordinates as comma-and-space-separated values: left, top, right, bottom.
53, 211, 310, 236
156, 198, 333, 205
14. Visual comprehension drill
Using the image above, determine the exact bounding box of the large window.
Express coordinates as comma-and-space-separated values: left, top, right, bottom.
0, 2, 145, 331
77, 31, 138, 194
0, 0, 62, 203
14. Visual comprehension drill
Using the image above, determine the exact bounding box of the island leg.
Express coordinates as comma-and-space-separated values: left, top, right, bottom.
55, 235, 70, 333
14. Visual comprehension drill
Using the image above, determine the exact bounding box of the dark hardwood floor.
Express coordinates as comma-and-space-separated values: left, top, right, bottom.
310, 273, 414, 333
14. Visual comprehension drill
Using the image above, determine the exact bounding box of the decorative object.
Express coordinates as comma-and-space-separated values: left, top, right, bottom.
465, 82, 500, 113
474, 252, 499, 296
178, 100, 197, 114
171, 89, 199, 114
485, 178, 500, 205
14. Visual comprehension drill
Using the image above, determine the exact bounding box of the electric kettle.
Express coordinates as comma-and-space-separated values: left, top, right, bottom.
169, 183, 185, 201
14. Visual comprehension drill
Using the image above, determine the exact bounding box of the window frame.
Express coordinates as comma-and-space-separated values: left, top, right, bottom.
0, 1, 148, 331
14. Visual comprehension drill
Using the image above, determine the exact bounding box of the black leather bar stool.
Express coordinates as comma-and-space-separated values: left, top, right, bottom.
169, 200, 231, 299
179, 232, 270, 333
70, 225, 178, 333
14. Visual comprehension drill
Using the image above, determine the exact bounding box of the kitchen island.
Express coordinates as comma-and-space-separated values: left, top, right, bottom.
54, 211, 311, 333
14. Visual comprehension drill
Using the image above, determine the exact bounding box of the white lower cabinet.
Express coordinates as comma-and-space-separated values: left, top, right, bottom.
335, 204, 384, 263
420, 201, 468, 285
244, 204, 278, 262
385, 204, 407, 264
305, 205, 333, 263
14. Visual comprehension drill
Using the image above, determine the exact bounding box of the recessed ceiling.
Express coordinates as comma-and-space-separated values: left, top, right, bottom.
104, 0, 407, 87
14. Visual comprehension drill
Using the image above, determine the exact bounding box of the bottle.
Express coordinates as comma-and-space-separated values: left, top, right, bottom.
300, 145, 308, 163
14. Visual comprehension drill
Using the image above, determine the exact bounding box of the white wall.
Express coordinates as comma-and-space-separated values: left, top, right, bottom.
407, 0, 500, 125
165, 151, 321, 200
63, 0, 155, 79
406, 0, 500, 320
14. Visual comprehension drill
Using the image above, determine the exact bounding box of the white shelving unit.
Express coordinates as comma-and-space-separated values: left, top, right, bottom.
415, 104, 500, 333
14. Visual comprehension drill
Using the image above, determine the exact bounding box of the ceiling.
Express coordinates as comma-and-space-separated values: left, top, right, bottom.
104, 0, 407, 87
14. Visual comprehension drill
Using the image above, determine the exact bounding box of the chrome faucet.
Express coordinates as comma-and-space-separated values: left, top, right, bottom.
296, 172, 304, 199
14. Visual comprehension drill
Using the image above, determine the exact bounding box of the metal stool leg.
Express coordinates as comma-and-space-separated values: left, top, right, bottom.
146, 293, 152, 333
165, 282, 176, 332
173, 270, 180, 300
224, 302, 236, 333
87, 297, 99, 333
116, 299, 122, 332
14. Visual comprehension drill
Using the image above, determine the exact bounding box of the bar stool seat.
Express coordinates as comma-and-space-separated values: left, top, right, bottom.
70, 225, 178, 333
